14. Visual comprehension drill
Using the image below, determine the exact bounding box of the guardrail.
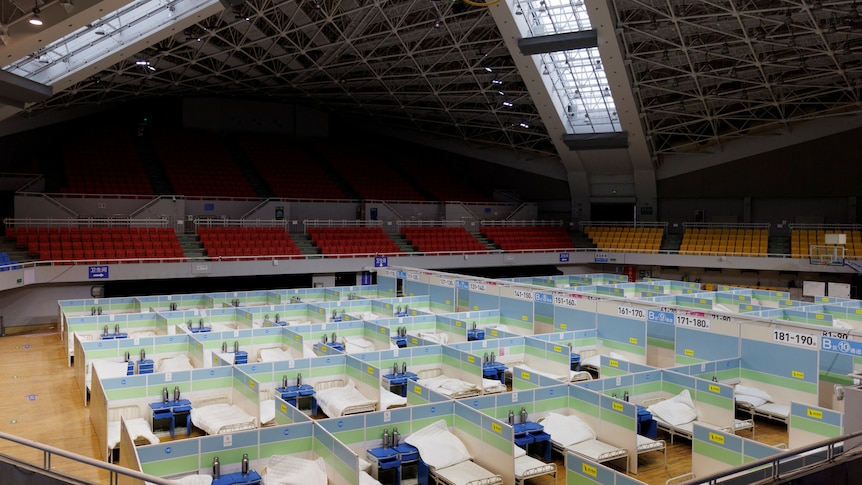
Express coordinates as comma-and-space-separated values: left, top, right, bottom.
0, 430, 175, 485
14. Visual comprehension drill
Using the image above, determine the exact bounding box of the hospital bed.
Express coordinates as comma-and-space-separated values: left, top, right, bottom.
513, 448, 556, 485
643, 390, 753, 443
259, 454, 328, 485
733, 384, 790, 426
156, 354, 195, 373
343, 335, 380, 353
636, 435, 667, 470
315, 378, 378, 417
538, 412, 629, 473
415, 372, 489, 399
404, 420, 503, 485
189, 394, 259, 435
104, 404, 159, 462
256, 346, 296, 363
504, 363, 593, 384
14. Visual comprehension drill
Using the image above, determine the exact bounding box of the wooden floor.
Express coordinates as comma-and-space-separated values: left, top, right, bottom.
0, 329, 790, 485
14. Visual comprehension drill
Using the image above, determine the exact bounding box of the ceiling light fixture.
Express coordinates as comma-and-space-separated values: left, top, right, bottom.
29, 1, 43, 26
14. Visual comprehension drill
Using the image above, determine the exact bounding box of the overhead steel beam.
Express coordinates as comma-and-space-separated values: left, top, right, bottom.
517, 30, 597, 55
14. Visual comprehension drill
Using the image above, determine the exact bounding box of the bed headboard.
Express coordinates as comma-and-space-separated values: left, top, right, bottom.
579, 348, 598, 359
417, 367, 442, 380
191, 393, 231, 408
255, 346, 280, 362
315, 378, 346, 391
108, 404, 143, 422
259, 386, 275, 401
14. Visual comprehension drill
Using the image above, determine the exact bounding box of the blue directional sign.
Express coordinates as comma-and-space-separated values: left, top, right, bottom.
456, 280, 470, 290
88, 266, 109, 279
373, 256, 388, 268
821, 337, 862, 356
647, 309, 675, 325
559, 253, 570, 263
534, 292, 554, 304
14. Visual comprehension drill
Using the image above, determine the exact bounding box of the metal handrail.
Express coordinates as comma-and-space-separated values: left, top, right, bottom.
681, 429, 862, 484
0, 430, 177, 485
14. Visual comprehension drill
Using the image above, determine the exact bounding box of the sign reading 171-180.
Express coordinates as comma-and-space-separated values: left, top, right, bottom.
675, 314, 711, 330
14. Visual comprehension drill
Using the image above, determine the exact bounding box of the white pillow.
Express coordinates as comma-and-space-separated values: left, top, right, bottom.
540, 412, 595, 447
648, 390, 698, 427
404, 419, 471, 469
734, 385, 773, 403
735, 394, 767, 408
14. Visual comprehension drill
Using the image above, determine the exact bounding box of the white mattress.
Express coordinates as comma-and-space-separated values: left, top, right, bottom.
158, 355, 194, 373
380, 386, 407, 410
417, 375, 479, 397
190, 403, 257, 435
344, 335, 377, 353
636, 435, 664, 452
259, 348, 294, 362
434, 460, 502, 485
514, 454, 555, 479
260, 455, 328, 485
89, 360, 130, 390
756, 402, 790, 419
260, 399, 276, 425
315, 380, 377, 417
108, 417, 159, 449
567, 439, 625, 461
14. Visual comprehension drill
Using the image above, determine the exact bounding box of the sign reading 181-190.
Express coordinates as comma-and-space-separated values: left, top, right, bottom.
773, 329, 818, 349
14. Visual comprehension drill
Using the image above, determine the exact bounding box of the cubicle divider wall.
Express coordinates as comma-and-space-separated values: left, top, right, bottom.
565, 452, 647, 485
65, 312, 172, 366
690, 424, 781, 479
641, 278, 701, 295
453, 401, 518, 485
819, 335, 862, 411
76, 332, 196, 406
594, 299, 648, 365
425, 274, 457, 313
378, 269, 399, 297
91, 363, 263, 462
458, 277, 502, 312
211, 290, 275, 308
788, 402, 844, 449
402, 269, 430, 297
498, 284, 540, 334
739, 321, 820, 407
324, 285, 385, 301
673, 309, 740, 365
368, 296, 435, 317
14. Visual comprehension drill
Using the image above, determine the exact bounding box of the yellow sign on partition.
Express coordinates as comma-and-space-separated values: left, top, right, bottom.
629, 337, 638, 345
491, 422, 502, 434
521, 371, 531, 380
708, 384, 720, 393
295, 335, 301, 341
473, 306, 479, 311
445, 300, 451, 305
381, 328, 387, 333
807, 409, 823, 419
467, 355, 475, 363
412, 338, 418, 345
414, 385, 422, 394
815, 314, 825, 320
386, 303, 391, 309
553, 345, 562, 353
521, 315, 528, 321
456, 321, 463, 327
744, 305, 753, 310
249, 381, 255, 389
367, 366, 374, 375
792, 370, 805, 379
560, 323, 568, 330
685, 349, 694, 356
609, 359, 619, 367
708, 432, 725, 444
581, 463, 597, 477
611, 402, 623, 412
491, 330, 498, 337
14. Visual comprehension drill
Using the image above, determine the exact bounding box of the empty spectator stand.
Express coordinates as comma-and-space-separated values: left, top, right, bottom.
399, 226, 486, 252
307, 226, 402, 256
11, 226, 183, 264
480, 225, 573, 250
583, 225, 664, 253
791, 226, 862, 259
315, 143, 428, 201
199, 227, 302, 261
152, 130, 257, 198
237, 135, 347, 200
59, 129, 154, 196
679, 224, 768, 256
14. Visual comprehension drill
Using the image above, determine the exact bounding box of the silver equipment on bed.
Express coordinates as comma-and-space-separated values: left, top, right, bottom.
519, 407, 527, 424
383, 428, 390, 448
212, 457, 220, 479
392, 427, 400, 446
162, 386, 169, 403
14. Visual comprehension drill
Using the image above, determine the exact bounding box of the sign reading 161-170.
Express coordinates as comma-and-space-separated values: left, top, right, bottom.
617, 306, 645, 319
